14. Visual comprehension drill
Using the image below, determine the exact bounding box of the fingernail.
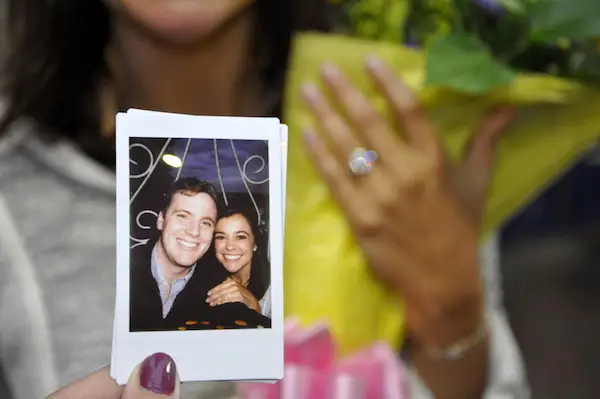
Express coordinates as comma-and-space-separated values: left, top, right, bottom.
365, 55, 383, 71
303, 129, 317, 147
301, 83, 320, 102
205, 297, 210, 302
140, 352, 177, 395
321, 63, 340, 81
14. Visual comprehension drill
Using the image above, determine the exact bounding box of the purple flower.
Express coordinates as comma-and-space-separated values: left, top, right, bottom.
474, 0, 504, 13
404, 39, 421, 49
403, 34, 422, 49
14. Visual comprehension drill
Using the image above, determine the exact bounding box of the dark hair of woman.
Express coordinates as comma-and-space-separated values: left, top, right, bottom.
218, 205, 270, 300
0, 1, 333, 146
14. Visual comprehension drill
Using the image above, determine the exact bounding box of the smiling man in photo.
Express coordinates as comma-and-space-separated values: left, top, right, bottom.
153, 177, 218, 316
129, 177, 229, 331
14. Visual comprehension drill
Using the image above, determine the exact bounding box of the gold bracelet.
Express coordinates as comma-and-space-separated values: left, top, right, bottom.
422, 316, 489, 361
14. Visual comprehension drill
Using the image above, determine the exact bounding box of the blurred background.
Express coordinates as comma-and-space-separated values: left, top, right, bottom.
1, 1, 599, 397
500, 151, 600, 398
129, 137, 270, 251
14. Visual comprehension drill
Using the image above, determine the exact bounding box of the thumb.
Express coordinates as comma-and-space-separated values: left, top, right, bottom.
465, 107, 516, 170
123, 353, 180, 399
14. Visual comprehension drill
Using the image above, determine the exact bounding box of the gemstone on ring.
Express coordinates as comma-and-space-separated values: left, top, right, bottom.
364, 150, 378, 164
349, 147, 378, 176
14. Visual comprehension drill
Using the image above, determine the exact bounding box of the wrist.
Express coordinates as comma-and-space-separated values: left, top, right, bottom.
250, 299, 261, 313
409, 291, 484, 349
413, 314, 489, 362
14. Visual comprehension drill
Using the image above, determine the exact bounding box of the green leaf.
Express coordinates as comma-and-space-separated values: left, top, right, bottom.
530, 0, 600, 43
498, 0, 526, 14
425, 34, 517, 94
569, 50, 600, 84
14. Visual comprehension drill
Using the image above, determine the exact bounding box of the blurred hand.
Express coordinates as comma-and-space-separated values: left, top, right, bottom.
301, 56, 515, 346
207, 278, 261, 312
48, 353, 180, 399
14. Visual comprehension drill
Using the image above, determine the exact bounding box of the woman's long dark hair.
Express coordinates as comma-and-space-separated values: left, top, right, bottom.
0, 0, 332, 140
217, 206, 270, 300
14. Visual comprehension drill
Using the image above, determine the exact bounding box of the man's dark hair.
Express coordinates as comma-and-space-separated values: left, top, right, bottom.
0, 0, 333, 143
162, 177, 222, 217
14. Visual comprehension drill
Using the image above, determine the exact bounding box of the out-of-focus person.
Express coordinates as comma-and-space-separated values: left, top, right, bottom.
0, 1, 528, 398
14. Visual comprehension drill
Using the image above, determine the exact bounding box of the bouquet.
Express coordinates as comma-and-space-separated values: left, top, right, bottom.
335, 0, 600, 94
281, 0, 600, 357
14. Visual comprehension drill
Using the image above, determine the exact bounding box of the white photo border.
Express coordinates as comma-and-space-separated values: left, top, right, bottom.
112, 112, 284, 384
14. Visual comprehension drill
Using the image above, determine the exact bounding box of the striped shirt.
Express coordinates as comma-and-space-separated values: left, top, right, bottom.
150, 245, 196, 319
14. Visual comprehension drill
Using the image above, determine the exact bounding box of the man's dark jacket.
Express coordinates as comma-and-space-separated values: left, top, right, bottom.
129, 243, 271, 332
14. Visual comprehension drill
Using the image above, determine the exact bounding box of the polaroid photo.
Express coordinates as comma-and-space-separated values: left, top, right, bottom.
111, 111, 285, 384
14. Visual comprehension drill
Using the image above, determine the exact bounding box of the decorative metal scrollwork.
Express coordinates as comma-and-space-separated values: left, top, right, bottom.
129, 138, 269, 249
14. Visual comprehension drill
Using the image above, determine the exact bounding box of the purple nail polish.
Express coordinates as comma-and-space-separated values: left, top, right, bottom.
140, 352, 177, 395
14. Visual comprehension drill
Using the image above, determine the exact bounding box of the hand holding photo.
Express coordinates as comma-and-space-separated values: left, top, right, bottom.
111, 110, 286, 384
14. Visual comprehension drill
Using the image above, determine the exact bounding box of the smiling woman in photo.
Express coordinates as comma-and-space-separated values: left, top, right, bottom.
206, 207, 271, 317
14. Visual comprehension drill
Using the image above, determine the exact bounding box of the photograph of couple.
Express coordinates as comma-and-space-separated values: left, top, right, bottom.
128, 137, 272, 332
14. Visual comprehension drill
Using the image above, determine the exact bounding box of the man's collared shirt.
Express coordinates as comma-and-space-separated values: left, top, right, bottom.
150, 245, 196, 319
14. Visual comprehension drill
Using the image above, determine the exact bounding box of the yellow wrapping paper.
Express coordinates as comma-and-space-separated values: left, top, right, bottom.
283, 34, 600, 355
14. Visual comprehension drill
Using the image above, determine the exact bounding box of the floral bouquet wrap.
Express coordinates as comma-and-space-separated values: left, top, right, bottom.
282, 0, 600, 359
238, 320, 409, 399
